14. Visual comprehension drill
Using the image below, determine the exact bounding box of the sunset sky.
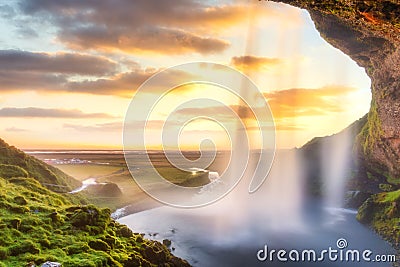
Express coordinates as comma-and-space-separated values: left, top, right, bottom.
0, 0, 371, 150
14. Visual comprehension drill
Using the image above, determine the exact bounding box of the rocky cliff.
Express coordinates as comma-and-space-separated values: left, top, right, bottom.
273, 0, 400, 182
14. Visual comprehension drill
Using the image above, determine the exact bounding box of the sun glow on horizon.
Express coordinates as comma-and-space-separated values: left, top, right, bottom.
0, 1, 371, 150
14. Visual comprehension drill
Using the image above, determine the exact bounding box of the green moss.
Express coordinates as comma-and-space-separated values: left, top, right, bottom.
88, 240, 111, 252
0, 138, 81, 191
379, 183, 393, 192
357, 189, 400, 247
385, 172, 400, 185
383, 189, 400, 202
0, 138, 190, 266
0, 164, 28, 178
0, 247, 8, 260
0, 175, 189, 266
358, 99, 382, 157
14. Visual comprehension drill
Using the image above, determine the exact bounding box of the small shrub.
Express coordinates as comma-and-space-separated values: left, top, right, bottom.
10, 218, 21, 229
13, 196, 28, 205
38, 238, 51, 249
49, 212, 63, 224
135, 235, 144, 243
102, 235, 117, 248
0, 247, 8, 260
63, 257, 97, 267
379, 183, 393, 192
9, 240, 40, 256
117, 225, 133, 238
10, 205, 30, 214
66, 243, 90, 255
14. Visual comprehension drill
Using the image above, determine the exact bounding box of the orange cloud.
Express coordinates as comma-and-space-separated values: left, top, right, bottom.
67, 68, 195, 97
231, 55, 282, 72
264, 86, 358, 119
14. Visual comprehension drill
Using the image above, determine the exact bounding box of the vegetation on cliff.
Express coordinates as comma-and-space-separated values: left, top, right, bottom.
357, 189, 400, 249
274, 1, 400, 254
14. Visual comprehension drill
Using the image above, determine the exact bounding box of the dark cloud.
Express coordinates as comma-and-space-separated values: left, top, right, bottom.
0, 71, 66, 91
0, 107, 115, 118
60, 26, 229, 55
0, 50, 117, 75
231, 55, 282, 71
18, 0, 236, 54
0, 53, 194, 96
66, 68, 196, 97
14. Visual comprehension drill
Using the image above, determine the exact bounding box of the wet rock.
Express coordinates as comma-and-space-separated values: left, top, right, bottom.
162, 239, 172, 247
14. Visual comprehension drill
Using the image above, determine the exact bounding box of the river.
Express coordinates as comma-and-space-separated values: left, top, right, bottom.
117, 149, 396, 267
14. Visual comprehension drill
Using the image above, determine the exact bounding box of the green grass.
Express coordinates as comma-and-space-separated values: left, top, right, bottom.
0, 138, 190, 266
0, 176, 189, 266
382, 189, 400, 202
0, 139, 81, 191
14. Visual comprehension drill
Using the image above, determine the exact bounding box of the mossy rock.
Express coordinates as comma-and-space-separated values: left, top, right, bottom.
117, 224, 133, 238
357, 189, 400, 248
88, 239, 110, 252
162, 239, 172, 247
141, 241, 168, 265
357, 198, 376, 224
124, 253, 148, 267
379, 183, 393, 192
68, 205, 110, 231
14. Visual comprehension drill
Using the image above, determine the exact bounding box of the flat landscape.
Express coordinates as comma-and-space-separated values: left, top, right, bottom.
27, 150, 229, 211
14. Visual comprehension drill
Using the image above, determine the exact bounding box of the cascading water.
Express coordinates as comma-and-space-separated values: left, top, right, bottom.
118, 2, 391, 266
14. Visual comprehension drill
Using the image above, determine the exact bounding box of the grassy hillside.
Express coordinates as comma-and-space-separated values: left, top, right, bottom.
0, 176, 189, 266
0, 139, 190, 266
0, 139, 81, 191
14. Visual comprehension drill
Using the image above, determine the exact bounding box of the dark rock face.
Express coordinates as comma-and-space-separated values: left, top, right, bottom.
273, 0, 400, 180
